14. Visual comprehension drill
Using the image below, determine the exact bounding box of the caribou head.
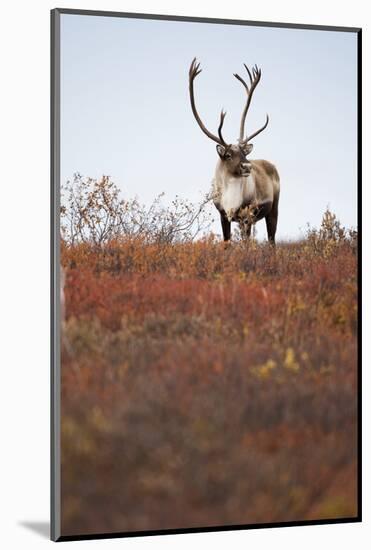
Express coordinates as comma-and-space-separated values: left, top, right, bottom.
189, 58, 269, 178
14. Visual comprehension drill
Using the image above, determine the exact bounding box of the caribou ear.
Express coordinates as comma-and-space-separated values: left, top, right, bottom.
216, 144, 226, 158
241, 142, 253, 155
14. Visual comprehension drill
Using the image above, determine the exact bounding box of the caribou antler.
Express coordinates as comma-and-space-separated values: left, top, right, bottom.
234, 63, 269, 144
189, 58, 229, 147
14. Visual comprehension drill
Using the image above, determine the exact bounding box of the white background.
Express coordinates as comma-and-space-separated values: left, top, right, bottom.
0, 1, 368, 548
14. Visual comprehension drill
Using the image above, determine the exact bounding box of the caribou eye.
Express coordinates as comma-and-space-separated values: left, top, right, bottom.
224, 152, 232, 160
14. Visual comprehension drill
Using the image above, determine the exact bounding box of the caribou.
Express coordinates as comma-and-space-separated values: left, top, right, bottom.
189, 58, 280, 244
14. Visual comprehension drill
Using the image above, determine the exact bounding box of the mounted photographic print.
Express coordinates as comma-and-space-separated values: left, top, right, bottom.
51, 8, 361, 541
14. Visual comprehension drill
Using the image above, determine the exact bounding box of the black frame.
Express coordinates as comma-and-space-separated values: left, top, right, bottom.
51, 7, 362, 542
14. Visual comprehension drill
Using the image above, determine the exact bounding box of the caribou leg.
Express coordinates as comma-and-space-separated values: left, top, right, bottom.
220, 212, 231, 242
265, 200, 278, 245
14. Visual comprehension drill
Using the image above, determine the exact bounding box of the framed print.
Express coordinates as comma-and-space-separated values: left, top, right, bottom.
51, 8, 361, 542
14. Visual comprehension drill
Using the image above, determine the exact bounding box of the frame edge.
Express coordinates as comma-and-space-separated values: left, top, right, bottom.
51, 6, 61, 543
53, 7, 361, 34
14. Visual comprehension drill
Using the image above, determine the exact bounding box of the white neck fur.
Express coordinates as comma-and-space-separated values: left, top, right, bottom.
212, 163, 256, 221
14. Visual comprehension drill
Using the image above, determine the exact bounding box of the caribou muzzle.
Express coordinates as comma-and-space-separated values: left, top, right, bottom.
240, 162, 251, 177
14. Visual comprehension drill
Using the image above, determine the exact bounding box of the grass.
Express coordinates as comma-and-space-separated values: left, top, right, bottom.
60, 234, 358, 536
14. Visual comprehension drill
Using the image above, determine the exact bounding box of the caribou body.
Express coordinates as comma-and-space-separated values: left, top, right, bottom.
189, 59, 280, 243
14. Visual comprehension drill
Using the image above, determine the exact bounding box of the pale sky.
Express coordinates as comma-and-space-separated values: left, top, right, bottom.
60, 14, 358, 240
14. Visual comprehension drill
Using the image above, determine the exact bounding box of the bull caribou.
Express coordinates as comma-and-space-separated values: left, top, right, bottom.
189, 58, 280, 244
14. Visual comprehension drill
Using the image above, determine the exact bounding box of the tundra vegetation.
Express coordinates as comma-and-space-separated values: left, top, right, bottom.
61, 174, 358, 536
